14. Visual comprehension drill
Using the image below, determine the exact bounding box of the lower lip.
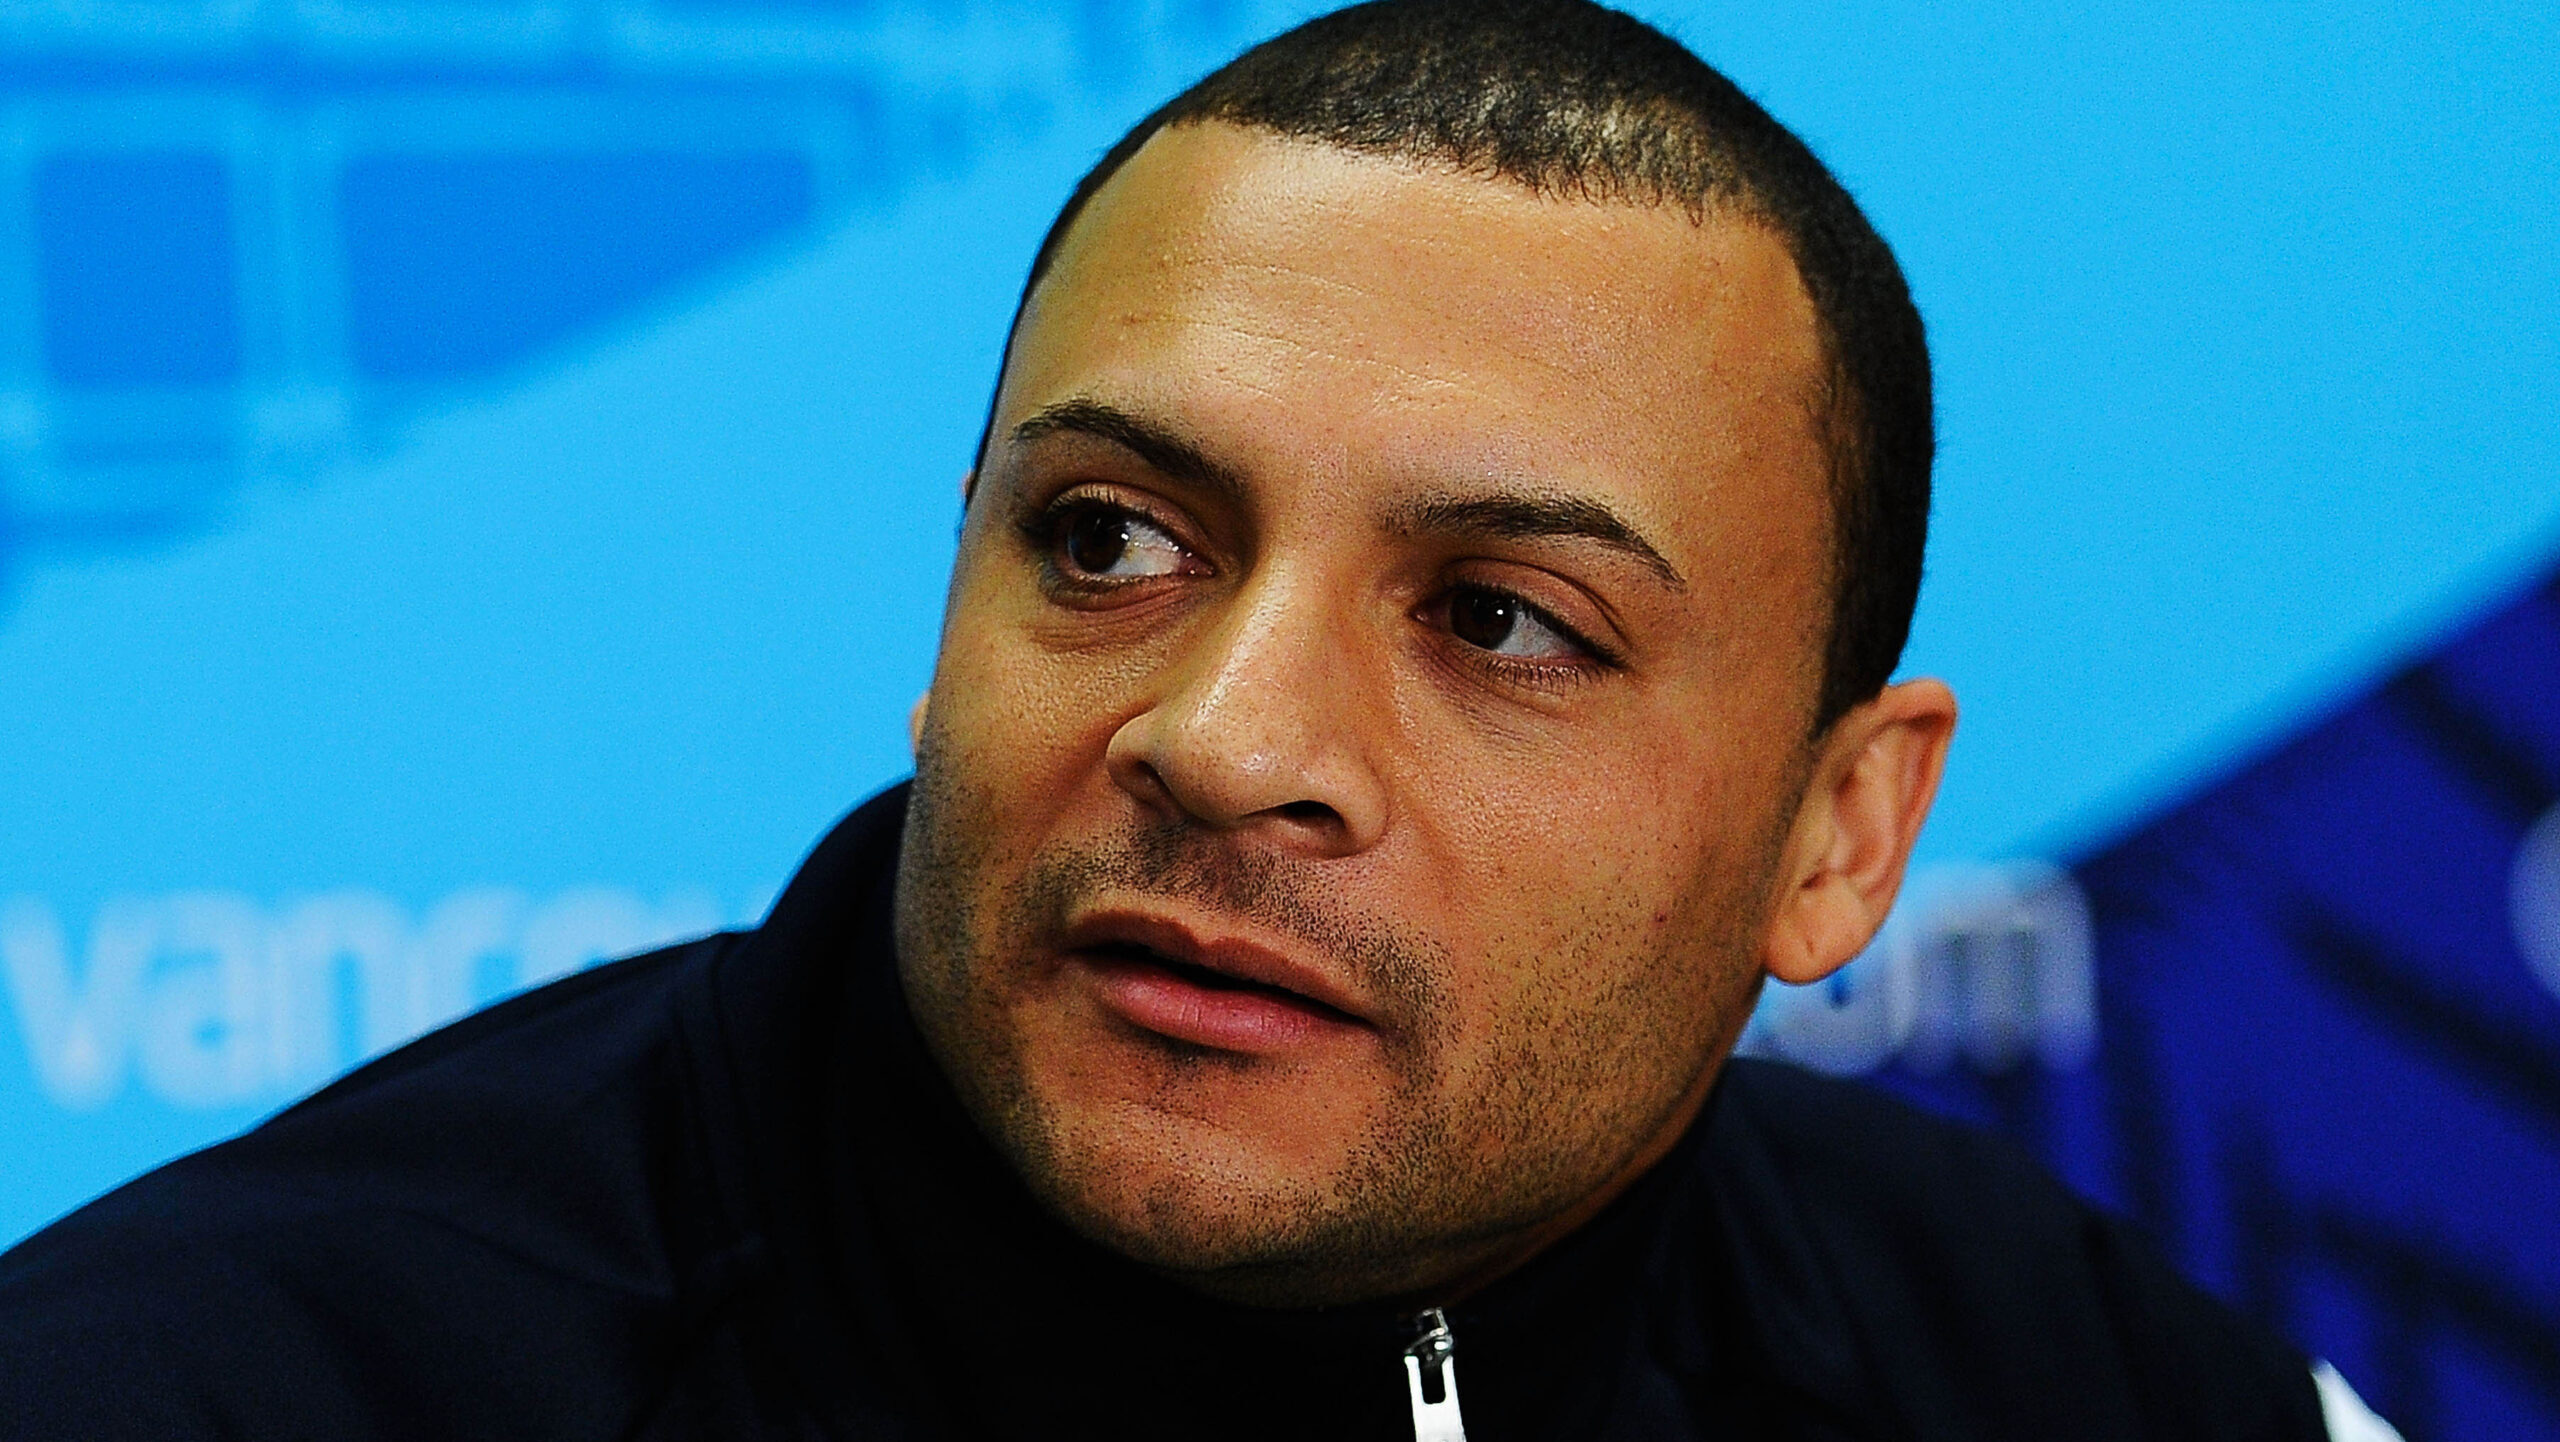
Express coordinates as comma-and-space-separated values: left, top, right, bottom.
1075, 951, 1365, 1054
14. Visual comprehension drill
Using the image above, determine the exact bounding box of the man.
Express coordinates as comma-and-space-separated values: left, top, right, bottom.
0, 3, 2395, 1439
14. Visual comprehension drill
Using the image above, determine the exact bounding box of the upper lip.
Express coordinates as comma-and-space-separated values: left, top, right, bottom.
1061, 906, 1374, 1026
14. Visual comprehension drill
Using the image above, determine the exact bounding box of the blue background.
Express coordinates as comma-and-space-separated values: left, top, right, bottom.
2, 2, 2554, 1435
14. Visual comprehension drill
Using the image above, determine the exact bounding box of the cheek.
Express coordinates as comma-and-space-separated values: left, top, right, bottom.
931, 561, 1141, 835
1407, 716, 1759, 913
1391, 717, 1782, 1048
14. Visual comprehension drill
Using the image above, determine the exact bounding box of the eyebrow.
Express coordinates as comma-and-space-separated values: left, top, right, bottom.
1010, 399, 1245, 501
1394, 491, 1688, 590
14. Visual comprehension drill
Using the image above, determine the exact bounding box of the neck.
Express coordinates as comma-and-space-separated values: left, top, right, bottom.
1432, 1051, 1728, 1305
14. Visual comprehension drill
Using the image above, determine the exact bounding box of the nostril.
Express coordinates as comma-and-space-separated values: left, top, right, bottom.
1275, 800, 1337, 825
1108, 753, 1185, 819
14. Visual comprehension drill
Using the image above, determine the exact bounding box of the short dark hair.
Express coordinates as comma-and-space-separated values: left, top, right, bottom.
979, 0, 1931, 729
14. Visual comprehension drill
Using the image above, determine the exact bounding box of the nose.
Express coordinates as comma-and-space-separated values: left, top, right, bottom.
1104, 572, 1389, 858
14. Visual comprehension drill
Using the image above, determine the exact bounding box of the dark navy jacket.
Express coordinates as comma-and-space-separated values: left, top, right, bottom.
0, 786, 2328, 1440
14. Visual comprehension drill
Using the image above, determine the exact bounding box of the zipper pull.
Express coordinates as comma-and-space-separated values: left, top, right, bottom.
1402, 1307, 1469, 1442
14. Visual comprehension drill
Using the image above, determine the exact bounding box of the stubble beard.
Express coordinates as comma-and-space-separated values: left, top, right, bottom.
892, 724, 1769, 1306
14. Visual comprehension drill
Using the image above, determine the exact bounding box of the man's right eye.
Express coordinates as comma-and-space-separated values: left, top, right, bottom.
1053, 504, 1196, 581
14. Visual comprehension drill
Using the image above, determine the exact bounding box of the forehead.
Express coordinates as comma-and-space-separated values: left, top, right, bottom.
1000, 122, 1830, 583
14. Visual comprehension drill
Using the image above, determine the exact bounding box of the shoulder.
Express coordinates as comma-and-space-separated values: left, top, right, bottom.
0, 933, 745, 1440
1686, 1059, 2328, 1441
1711, 1057, 2080, 1229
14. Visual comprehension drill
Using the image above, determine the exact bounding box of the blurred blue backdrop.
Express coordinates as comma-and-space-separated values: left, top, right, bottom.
1, 1, 2554, 1435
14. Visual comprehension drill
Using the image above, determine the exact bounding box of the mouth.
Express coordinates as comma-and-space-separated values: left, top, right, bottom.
1064, 916, 1372, 1055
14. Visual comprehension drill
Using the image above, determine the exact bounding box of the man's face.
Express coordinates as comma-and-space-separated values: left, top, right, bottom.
896, 123, 1836, 1304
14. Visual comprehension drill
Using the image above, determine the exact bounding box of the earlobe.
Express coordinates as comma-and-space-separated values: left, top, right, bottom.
1761, 679, 1957, 987
1765, 872, 1877, 986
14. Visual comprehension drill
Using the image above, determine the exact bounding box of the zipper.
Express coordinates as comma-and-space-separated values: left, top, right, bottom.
1401, 1307, 1469, 1442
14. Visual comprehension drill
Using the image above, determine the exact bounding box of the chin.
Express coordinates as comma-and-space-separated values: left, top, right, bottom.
999, 1084, 1497, 1306
1075, 1185, 1419, 1308
1026, 1104, 1335, 1253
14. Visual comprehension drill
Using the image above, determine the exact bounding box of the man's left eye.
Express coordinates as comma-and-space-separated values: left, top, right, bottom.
1445, 586, 1582, 660
1058, 507, 1192, 579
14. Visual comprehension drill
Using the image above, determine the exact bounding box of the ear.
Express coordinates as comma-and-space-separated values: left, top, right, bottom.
909, 688, 933, 757
961, 469, 979, 506
1761, 678, 1957, 986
